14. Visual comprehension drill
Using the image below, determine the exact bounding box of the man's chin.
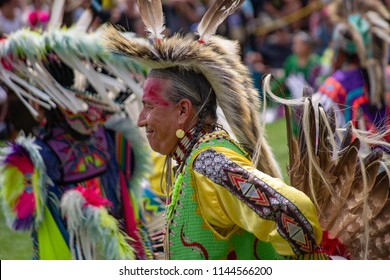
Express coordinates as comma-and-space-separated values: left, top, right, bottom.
150, 145, 169, 156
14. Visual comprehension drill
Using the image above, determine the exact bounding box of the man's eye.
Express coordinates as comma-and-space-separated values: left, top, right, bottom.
144, 104, 154, 111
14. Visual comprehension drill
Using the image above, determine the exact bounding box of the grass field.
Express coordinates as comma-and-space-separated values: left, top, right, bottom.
0, 118, 289, 260
0, 204, 33, 259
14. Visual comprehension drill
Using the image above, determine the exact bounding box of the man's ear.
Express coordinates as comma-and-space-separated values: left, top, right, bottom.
177, 98, 193, 120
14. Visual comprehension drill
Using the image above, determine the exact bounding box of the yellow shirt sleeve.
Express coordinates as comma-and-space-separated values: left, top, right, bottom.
146, 151, 171, 198
193, 147, 323, 256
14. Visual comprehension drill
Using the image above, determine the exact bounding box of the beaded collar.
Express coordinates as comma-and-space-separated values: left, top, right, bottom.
171, 127, 199, 165
170, 125, 245, 166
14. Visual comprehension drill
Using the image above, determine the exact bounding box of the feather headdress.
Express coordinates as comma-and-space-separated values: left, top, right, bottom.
328, 0, 390, 107
0, 28, 147, 117
0, 0, 148, 118
103, 0, 281, 178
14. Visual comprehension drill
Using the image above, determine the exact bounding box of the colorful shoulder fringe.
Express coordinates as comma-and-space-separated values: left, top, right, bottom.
0, 133, 48, 230
60, 186, 136, 260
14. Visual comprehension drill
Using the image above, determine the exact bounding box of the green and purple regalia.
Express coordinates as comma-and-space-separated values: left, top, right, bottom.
165, 128, 328, 260
0, 23, 167, 259
0, 114, 155, 259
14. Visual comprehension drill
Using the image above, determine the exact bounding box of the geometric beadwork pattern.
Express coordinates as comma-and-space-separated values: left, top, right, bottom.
46, 127, 110, 184
193, 149, 318, 255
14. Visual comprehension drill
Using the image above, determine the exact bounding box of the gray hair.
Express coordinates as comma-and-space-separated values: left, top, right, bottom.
148, 67, 217, 125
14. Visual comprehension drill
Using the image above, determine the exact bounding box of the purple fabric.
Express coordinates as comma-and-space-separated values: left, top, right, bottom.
332, 69, 364, 93
46, 126, 110, 184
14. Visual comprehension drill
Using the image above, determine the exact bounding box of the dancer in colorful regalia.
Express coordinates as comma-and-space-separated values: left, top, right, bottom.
261, 0, 390, 260
103, 0, 329, 260
313, 0, 390, 146
0, 4, 165, 259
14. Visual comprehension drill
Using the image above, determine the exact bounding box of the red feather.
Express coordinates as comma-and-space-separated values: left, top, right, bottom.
14, 191, 35, 219
74, 186, 111, 208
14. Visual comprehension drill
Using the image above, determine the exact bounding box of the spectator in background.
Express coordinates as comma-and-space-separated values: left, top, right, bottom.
313, 0, 390, 145
217, 0, 255, 53
24, 0, 50, 30
308, 6, 333, 56
110, 0, 141, 33
244, 50, 283, 122
262, 0, 304, 31
279, 31, 321, 135
244, 50, 268, 94
0, 0, 27, 36
250, 0, 265, 17
256, 26, 292, 69
281, 31, 321, 99
163, 0, 205, 36
1, 0, 27, 140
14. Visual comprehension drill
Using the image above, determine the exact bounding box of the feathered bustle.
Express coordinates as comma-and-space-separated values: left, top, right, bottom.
285, 97, 390, 259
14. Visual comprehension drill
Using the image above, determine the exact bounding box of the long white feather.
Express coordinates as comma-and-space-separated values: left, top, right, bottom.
102, 59, 144, 100
366, 11, 390, 30
136, 0, 165, 40
7, 71, 52, 102
47, 0, 65, 31
0, 67, 39, 117
75, 9, 94, 32
34, 60, 85, 112
372, 27, 390, 44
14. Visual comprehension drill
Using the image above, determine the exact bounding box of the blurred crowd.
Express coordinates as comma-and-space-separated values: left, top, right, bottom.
1, 0, 390, 138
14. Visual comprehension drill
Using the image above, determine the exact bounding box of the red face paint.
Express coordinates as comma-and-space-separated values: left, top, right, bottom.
142, 77, 170, 107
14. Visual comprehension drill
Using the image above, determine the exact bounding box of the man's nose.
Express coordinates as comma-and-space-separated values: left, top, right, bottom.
137, 110, 146, 127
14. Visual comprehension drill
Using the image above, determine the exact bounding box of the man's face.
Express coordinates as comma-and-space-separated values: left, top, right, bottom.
137, 77, 181, 155
292, 37, 309, 57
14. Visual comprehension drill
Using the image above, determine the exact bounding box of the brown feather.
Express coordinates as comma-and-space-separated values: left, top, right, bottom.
320, 141, 359, 229
366, 172, 389, 218
317, 105, 335, 173
370, 198, 390, 238
370, 231, 390, 259
284, 100, 300, 188
339, 122, 353, 152
346, 150, 383, 213
197, 0, 245, 43
288, 138, 301, 187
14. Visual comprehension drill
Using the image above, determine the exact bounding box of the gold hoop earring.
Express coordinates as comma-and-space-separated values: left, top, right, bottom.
176, 129, 185, 139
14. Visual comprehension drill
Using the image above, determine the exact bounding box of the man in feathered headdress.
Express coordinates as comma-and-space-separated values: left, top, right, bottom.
103, 0, 329, 260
